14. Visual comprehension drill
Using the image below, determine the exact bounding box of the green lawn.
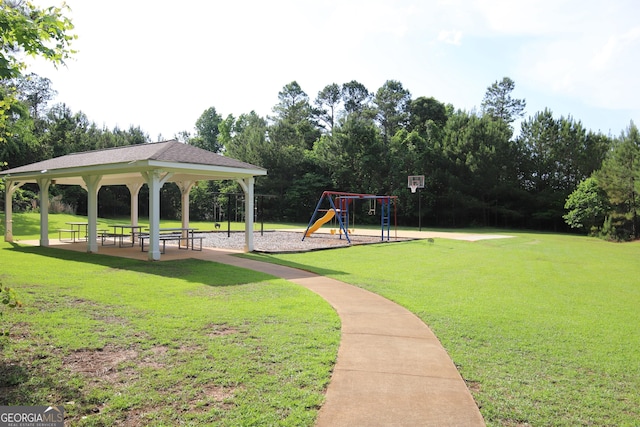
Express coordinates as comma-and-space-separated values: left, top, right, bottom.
3, 213, 640, 425
0, 215, 340, 426
248, 232, 640, 426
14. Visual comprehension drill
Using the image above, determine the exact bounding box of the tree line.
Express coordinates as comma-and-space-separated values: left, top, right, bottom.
1, 2, 639, 239
3, 74, 639, 240
188, 78, 639, 240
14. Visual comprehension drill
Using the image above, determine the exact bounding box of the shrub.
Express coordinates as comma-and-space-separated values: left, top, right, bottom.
1, 281, 22, 338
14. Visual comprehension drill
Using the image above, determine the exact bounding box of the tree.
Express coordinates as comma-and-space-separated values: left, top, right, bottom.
40, 103, 81, 158
373, 79, 411, 144
597, 122, 640, 239
518, 109, 611, 229
0, 0, 75, 142
0, 83, 36, 167
12, 72, 56, 119
0, 1, 75, 79
314, 83, 341, 133
481, 77, 526, 124
341, 80, 372, 117
223, 111, 268, 167
270, 81, 319, 150
217, 113, 235, 149
563, 176, 609, 233
271, 81, 310, 124
409, 96, 448, 133
440, 110, 519, 227
329, 114, 383, 193
190, 106, 223, 153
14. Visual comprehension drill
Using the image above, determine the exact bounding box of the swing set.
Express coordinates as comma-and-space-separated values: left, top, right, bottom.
302, 191, 398, 243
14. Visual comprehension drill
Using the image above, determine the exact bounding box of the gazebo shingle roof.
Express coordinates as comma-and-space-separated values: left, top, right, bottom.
1, 140, 264, 175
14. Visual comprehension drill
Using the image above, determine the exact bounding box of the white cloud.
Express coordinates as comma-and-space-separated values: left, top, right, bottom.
471, 0, 582, 35
517, 23, 640, 111
24, 0, 640, 137
590, 27, 640, 71
437, 30, 463, 45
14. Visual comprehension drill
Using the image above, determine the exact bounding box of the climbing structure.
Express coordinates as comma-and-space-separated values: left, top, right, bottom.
303, 191, 398, 243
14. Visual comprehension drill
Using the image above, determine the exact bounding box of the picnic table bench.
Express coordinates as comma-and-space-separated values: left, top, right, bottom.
59, 225, 110, 243
139, 228, 202, 253
100, 225, 143, 247
100, 230, 127, 246
58, 221, 90, 243
58, 228, 79, 242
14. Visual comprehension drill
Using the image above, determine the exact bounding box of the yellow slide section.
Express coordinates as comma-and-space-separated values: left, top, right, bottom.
305, 210, 335, 237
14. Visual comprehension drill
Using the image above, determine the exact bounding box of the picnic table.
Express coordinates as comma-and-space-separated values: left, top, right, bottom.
101, 224, 144, 247
139, 227, 202, 253
58, 221, 88, 242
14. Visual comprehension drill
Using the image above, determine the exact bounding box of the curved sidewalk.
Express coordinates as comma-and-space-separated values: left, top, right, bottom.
25, 240, 486, 426
217, 253, 485, 426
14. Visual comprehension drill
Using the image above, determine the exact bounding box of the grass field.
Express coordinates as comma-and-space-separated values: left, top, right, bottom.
249, 232, 640, 426
2, 213, 640, 425
0, 215, 340, 426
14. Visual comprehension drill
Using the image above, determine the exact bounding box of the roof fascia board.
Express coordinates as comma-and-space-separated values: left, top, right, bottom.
145, 160, 267, 176
2, 163, 152, 180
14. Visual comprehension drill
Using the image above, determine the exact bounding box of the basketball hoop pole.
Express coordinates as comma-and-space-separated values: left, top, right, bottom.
408, 175, 424, 231
418, 187, 422, 231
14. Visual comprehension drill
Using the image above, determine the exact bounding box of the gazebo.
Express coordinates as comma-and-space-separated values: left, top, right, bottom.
0, 140, 267, 260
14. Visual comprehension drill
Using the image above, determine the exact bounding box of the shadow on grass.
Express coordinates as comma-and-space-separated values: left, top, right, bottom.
0, 359, 81, 407
238, 253, 346, 278
0, 362, 32, 405
1, 214, 43, 238
4, 243, 278, 288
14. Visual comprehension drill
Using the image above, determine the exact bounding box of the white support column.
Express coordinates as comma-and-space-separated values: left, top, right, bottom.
126, 182, 143, 228
36, 178, 51, 247
141, 170, 172, 261
237, 176, 255, 252
4, 180, 24, 242
176, 180, 196, 238
82, 175, 102, 253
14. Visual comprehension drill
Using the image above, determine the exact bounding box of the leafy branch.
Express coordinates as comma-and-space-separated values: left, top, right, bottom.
1, 280, 22, 337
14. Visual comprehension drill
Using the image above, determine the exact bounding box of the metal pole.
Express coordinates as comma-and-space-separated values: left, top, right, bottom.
227, 195, 231, 238
418, 188, 422, 231
260, 195, 264, 236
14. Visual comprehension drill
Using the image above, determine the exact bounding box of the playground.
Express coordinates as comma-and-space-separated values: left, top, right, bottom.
303, 191, 399, 244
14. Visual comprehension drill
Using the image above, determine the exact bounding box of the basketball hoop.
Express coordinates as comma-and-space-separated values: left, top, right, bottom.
407, 175, 424, 193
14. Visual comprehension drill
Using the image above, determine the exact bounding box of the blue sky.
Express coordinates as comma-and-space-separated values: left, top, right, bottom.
29, 0, 640, 141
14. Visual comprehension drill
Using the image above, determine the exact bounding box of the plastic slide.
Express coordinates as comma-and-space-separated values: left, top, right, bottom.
305, 210, 336, 237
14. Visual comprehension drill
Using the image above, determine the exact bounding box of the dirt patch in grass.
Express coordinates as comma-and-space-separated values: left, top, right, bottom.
205, 323, 239, 338
63, 345, 139, 378
466, 379, 481, 394
63, 344, 183, 374
201, 384, 235, 404
60, 343, 240, 425
138, 345, 169, 369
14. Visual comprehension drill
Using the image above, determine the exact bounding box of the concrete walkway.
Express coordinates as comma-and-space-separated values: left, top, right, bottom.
219, 254, 485, 426
18, 237, 486, 426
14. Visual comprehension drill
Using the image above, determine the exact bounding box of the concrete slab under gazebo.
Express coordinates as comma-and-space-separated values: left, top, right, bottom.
0, 140, 267, 260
